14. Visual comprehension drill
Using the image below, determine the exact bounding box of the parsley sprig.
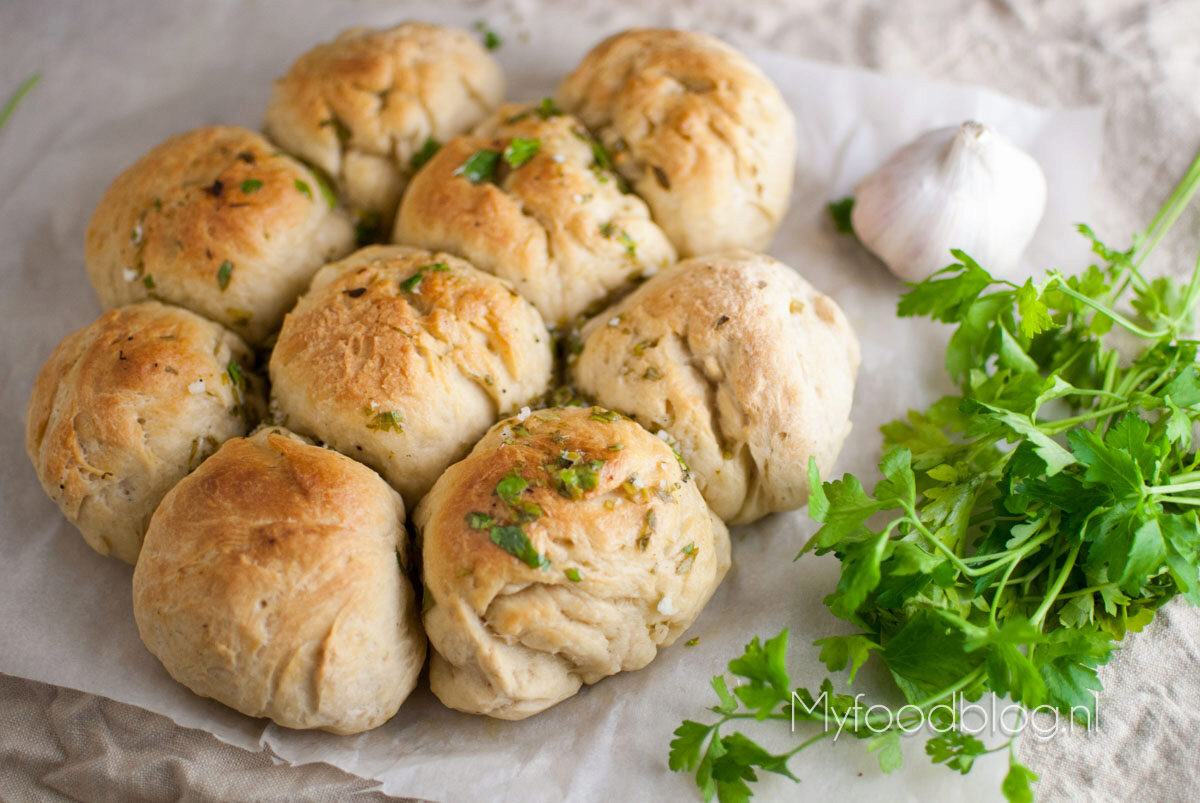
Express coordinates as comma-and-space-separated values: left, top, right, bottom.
673, 149, 1200, 801
0, 73, 39, 134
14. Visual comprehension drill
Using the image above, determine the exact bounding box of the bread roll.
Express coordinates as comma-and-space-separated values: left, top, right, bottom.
417, 405, 730, 719
269, 245, 553, 507
25, 302, 262, 564
573, 250, 860, 525
394, 101, 676, 327
557, 29, 796, 257
132, 427, 425, 735
85, 126, 356, 344
265, 22, 505, 227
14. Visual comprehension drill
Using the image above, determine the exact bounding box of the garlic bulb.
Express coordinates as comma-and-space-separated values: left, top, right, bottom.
851, 121, 1047, 282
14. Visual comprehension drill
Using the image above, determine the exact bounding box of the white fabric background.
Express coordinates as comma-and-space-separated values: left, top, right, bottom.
2, 1, 1198, 801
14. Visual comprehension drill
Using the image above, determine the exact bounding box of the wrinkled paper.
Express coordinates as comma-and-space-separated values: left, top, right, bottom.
0, 2, 1101, 800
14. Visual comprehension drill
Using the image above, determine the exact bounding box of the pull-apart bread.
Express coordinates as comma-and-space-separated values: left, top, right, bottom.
557, 29, 796, 257
25, 302, 262, 564
85, 126, 356, 344
394, 100, 676, 327
265, 22, 505, 228
573, 250, 860, 525
417, 405, 730, 719
269, 245, 553, 508
132, 427, 425, 735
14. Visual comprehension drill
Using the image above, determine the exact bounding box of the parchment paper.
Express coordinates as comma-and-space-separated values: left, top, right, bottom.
0, 2, 1102, 800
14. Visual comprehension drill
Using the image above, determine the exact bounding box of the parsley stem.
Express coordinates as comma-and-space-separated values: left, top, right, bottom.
1101, 349, 1120, 395
782, 728, 836, 758
989, 557, 1021, 626
1016, 542, 1069, 592
1134, 148, 1200, 268
1024, 582, 1117, 603
909, 666, 986, 708
0, 73, 40, 133
1029, 541, 1080, 629
962, 529, 1055, 567
1167, 251, 1200, 332
1040, 402, 1131, 435
1153, 495, 1200, 507
1047, 278, 1168, 339
1147, 479, 1200, 494
904, 514, 978, 576
1060, 387, 1127, 403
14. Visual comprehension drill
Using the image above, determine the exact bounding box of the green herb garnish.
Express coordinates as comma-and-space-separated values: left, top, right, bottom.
503, 137, 541, 168
566, 568, 582, 582
365, 410, 404, 433
618, 230, 637, 255
589, 138, 614, 171
142, 275, 155, 290
411, 136, 440, 171
225, 308, 253, 327
455, 148, 501, 184
226, 360, 250, 424
537, 97, 563, 119
474, 20, 502, 51
672, 150, 1200, 803
354, 210, 382, 246
637, 509, 655, 550
240, 178, 263, 194
399, 262, 449, 293
496, 470, 529, 505
465, 474, 549, 568
312, 170, 337, 209
465, 512, 494, 530
589, 407, 621, 422
0, 73, 39, 134
294, 178, 312, 200
217, 260, 233, 291
490, 524, 547, 568
828, 196, 856, 234
319, 117, 352, 144
547, 455, 604, 500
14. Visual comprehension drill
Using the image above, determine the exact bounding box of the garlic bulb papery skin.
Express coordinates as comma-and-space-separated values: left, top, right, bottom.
850, 121, 1048, 282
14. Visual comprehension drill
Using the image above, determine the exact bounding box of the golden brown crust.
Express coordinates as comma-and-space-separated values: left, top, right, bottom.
573, 250, 860, 525
84, 126, 355, 344
131, 427, 425, 735
264, 22, 504, 221
394, 102, 676, 326
268, 245, 553, 507
556, 28, 796, 257
416, 406, 730, 719
24, 302, 262, 563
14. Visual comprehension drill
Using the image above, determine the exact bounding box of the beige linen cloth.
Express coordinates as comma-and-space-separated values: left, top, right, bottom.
3, 0, 1199, 800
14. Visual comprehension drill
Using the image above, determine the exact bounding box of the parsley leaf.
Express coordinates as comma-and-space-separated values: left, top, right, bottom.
503, 137, 540, 168
827, 196, 855, 234
410, 137, 440, 171
474, 20, 501, 51
489, 524, 548, 569
455, 149, 501, 184
217, 261, 233, 291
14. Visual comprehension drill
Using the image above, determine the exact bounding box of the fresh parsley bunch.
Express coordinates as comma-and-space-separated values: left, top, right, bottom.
671, 152, 1200, 802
